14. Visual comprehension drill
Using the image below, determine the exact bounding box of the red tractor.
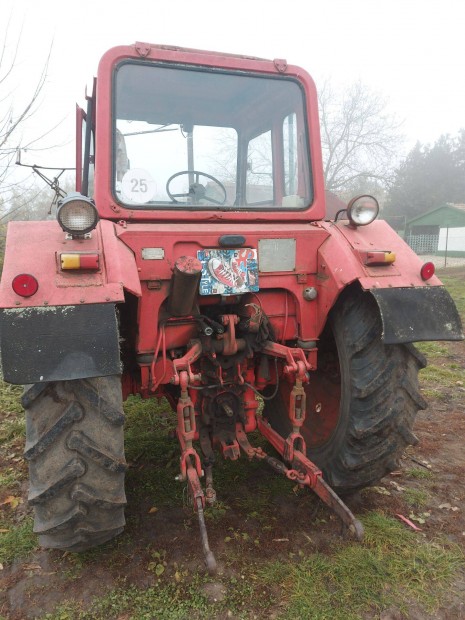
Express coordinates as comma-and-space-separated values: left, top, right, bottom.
0, 42, 462, 573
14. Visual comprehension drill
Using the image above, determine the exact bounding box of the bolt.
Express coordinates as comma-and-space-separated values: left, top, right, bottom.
303, 287, 318, 301
222, 403, 234, 417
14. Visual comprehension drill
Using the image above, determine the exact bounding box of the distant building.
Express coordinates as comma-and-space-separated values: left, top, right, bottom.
405, 204, 465, 256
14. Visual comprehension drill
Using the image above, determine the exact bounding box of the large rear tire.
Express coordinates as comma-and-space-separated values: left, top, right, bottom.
263, 287, 427, 492
22, 376, 127, 552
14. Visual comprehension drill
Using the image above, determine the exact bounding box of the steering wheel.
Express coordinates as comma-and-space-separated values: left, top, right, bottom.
166, 170, 227, 205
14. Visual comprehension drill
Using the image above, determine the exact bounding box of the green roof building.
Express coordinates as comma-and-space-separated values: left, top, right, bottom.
405, 204, 465, 257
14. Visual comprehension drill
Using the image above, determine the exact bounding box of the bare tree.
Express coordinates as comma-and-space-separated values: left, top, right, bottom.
0, 15, 51, 191
319, 80, 403, 194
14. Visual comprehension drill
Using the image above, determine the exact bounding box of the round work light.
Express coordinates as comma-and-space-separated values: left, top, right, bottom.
347, 195, 379, 227
57, 193, 99, 236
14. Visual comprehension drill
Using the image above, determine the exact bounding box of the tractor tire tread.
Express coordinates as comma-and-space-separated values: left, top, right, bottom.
24, 376, 126, 552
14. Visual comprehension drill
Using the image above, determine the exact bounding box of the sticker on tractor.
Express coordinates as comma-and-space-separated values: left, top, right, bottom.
197, 249, 259, 296
121, 169, 157, 203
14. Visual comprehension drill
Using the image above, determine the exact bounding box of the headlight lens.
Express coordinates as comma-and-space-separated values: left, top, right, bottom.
57, 193, 99, 235
347, 195, 379, 226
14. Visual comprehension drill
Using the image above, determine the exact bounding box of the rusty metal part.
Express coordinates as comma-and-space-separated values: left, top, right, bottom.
196, 497, 217, 575
261, 340, 312, 378
220, 314, 240, 355
256, 416, 364, 540
168, 256, 202, 317
184, 455, 217, 574
204, 465, 217, 506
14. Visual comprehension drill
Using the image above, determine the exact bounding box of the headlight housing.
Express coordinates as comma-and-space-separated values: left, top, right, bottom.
347, 195, 379, 227
57, 193, 99, 236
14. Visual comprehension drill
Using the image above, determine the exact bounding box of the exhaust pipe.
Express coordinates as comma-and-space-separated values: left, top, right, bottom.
168, 256, 202, 317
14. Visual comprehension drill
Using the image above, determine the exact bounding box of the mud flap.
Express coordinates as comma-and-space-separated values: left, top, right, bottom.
0, 303, 121, 384
369, 286, 464, 344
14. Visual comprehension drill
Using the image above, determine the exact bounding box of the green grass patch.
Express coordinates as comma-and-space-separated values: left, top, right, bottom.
0, 381, 25, 450
0, 517, 38, 564
415, 341, 449, 357
406, 467, 434, 480
0, 416, 25, 446
0, 467, 24, 491
260, 512, 463, 619
442, 275, 465, 318
0, 382, 23, 415
403, 488, 430, 508
420, 363, 465, 388
43, 573, 255, 620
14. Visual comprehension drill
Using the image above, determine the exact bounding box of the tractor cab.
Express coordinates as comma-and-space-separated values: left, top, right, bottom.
78, 44, 326, 222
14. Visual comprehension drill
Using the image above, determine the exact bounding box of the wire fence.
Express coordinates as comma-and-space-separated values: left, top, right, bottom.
406, 229, 465, 269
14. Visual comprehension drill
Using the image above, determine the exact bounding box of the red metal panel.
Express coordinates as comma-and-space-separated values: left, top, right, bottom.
0, 220, 141, 309
314, 219, 445, 336
116, 222, 329, 351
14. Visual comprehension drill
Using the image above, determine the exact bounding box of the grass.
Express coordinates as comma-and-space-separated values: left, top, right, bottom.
420, 363, 465, 388
0, 517, 38, 564
416, 341, 449, 357
39, 513, 465, 620
406, 467, 434, 480
442, 275, 465, 318
403, 488, 430, 508
260, 512, 463, 620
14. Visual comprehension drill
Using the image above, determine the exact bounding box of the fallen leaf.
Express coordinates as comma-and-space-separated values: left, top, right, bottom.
370, 486, 392, 496
0, 529, 10, 533
389, 481, 406, 492
0, 496, 22, 509
409, 512, 426, 524
438, 503, 459, 511
148, 507, 158, 514
23, 563, 41, 571
155, 563, 165, 576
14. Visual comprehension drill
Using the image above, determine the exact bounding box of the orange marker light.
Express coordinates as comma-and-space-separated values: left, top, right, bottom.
60, 253, 99, 270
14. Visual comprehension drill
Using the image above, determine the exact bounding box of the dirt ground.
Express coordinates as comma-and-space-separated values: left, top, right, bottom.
0, 269, 464, 620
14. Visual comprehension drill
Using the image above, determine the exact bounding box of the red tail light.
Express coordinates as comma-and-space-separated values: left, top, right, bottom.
420, 262, 435, 281
12, 274, 39, 297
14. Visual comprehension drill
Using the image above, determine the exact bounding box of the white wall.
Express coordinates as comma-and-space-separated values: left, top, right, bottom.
438, 227, 465, 252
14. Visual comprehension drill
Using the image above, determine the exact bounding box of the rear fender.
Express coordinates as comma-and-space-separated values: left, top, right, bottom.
0, 219, 141, 308
316, 220, 463, 343
0, 219, 141, 384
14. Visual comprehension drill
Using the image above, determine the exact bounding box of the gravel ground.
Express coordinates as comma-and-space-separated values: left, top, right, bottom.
418, 255, 465, 270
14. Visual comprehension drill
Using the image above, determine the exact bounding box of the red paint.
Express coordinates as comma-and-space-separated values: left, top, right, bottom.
80, 254, 99, 269
420, 262, 435, 281
11, 274, 38, 298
